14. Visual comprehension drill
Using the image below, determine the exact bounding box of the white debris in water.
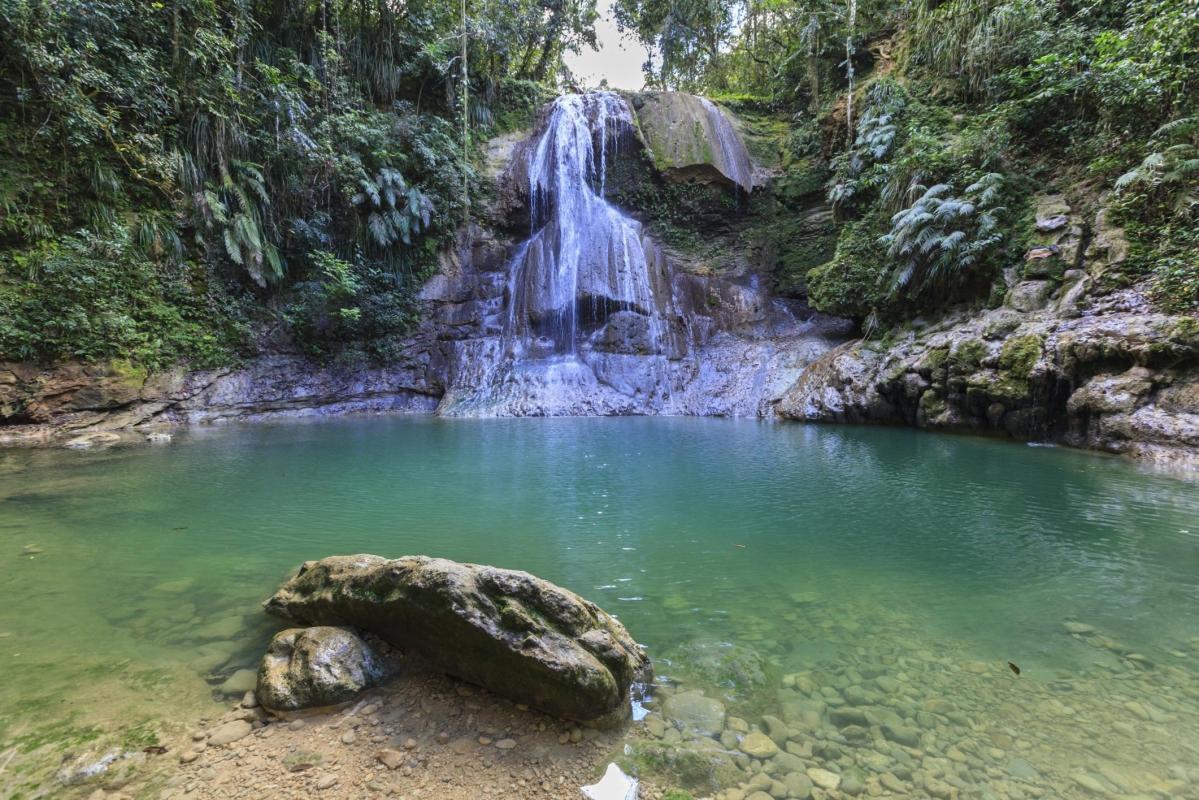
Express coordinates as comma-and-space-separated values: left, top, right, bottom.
146, 432, 172, 443
581, 763, 638, 800
56, 748, 128, 785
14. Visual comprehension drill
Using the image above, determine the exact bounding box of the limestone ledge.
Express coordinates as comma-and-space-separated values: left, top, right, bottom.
777, 287, 1199, 471
0, 353, 441, 448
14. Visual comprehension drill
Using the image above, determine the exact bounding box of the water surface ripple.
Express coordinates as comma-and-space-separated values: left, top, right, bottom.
1, 417, 1197, 796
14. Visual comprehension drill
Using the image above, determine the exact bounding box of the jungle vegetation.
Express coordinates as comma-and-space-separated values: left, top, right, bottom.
0, 0, 585, 364
0, 0, 1195, 368
616, 0, 1198, 326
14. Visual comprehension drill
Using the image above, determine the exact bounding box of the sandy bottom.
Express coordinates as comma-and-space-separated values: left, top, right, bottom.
154, 670, 663, 800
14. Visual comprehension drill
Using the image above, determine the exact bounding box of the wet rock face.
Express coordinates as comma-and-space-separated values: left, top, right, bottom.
0, 354, 441, 446
779, 191, 1199, 468
263, 555, 651, 723
778, 293, 1199, 465
630, 92, 756, 192
256, 626, 389, 711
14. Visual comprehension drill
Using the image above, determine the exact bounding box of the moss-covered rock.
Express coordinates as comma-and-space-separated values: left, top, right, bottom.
999, 334, 1044, 380
949, 339, 988, 375
264, 555, 651, 722
630, 92, 754, 192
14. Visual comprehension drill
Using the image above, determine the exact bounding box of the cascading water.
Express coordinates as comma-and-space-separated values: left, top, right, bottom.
436, 90, 842, 418
698, 97, 754, 194
445, 92, 676, 416
508, 93, 664, 357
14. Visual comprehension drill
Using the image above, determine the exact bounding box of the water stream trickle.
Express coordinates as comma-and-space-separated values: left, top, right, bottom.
698, 97, 754, 194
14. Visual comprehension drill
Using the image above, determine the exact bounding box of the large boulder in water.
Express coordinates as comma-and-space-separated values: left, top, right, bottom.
256, 626, 389, 711
263, 555, 651, 722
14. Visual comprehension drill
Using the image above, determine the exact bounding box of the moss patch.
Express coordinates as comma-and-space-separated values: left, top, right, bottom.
950, 339, 988, 374
999, 334, 1044, 380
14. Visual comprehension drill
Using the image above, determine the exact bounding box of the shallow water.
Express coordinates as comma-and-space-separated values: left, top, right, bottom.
1, 417, 1197, 797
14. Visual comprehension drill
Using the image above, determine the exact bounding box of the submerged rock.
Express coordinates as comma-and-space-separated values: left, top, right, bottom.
662, 690, 726, 735
219, 668, 258, 697
56, 748, 126, 785
256, 626, 388, 711
264, 555, 650, 722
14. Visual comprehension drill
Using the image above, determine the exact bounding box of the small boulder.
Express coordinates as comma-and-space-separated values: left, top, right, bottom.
1006, 280, 1054, 313
739, 731, 780, 759
807, 767, 841, 791
256, 626, 387, 711
662, 690, 725, 735
377, 749, 404, 770
1036, 214, 1069, 233
208, 720, 252, 747
219, 668, 257, 696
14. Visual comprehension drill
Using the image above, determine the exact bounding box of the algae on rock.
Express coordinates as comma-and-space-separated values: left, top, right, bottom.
264, 555, 651, 722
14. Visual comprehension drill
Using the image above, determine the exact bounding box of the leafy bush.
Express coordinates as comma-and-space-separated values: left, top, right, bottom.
0, 228, 250, 368
1113, 117, 1199, 311
281, 252, 423, 362
1115, 118, 1199, 221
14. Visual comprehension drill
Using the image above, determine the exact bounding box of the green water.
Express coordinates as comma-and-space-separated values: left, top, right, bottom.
2, 417, 1198, 797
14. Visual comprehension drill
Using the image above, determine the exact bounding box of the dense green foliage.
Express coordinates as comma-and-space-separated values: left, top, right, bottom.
0, 0, 583, 365
617, 0, 1199, 324
1, 0, 1195, 368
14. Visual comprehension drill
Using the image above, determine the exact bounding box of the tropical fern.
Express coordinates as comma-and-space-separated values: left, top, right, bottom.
1116, 117, 1199, 218
131, 210, 184, 263
827, 82, 907, 215
351, 167, 435, 254
196, 160, 282, 287
882, 173, 1006, 299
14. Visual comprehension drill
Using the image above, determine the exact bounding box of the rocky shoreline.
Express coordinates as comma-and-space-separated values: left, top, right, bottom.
778, 287, 1199, 471
50, 584, 1199, 800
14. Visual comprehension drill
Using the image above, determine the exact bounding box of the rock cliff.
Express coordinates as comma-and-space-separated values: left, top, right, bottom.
778, 195, 1199, 469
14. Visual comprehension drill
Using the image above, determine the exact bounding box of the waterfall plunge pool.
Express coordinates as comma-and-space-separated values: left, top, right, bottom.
1, 416, 1197, 797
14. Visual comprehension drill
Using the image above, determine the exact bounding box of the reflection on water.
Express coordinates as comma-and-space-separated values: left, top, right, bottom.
1, 417, 1197, 797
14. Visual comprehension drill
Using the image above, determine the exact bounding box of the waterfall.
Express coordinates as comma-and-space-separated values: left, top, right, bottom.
432, 90, 823, 418
699, 97, 754, 193
845, 0, 857, 142
507, 92, 662, 358
444, 92, 674, 416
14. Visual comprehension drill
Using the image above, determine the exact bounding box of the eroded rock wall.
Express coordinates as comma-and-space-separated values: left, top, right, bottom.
778, 194, 1199, 469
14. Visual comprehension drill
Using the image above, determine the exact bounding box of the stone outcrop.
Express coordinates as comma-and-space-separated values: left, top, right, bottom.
778, 193, 1199, 468
629, 92, 756, 192
256, 626, 390, 712
778, 290, 1199, 468
0, 354, 440, 446
263, 555, 651, 723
